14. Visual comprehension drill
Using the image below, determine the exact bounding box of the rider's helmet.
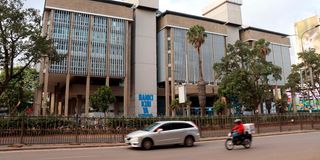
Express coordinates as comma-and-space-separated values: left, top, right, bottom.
234, 119, 242, 124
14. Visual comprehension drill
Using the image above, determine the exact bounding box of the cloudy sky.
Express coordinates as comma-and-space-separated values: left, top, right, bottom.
24, 0, 320, 63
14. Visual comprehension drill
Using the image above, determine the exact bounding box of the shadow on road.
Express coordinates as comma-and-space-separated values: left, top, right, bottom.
126, 144, 203, 151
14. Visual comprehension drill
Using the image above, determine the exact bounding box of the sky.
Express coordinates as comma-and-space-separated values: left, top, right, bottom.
24, 0, 320, 64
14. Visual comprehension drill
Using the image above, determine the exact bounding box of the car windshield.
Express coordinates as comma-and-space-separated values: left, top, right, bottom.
142, 122, 160, 131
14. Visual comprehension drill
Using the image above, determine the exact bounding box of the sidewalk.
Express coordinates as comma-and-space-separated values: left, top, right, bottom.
0, 130, 317, 152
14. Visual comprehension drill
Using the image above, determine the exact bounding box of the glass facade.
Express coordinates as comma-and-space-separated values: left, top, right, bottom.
91, 16, 107, 77
50, 10, 70, 73
266, 44, 291, 85
157, 27, 226, 83
48, 10, 127, 78
110, 19, 126, 78
71, 13, 90, 76
173, 29, 187, 82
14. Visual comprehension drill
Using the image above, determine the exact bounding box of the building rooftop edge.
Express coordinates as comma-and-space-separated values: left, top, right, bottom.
202, 0, 242, 16
158, 10, 242, 27
241, 26, 289, 37
91, 0, 134, 7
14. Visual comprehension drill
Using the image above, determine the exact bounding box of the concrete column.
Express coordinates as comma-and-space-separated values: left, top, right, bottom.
170, 28, 175, 116
185, 33, 189, 84
85, 76, 90, 116
64, 12, 74, 116
64, 74, 70, 116
50, 93, 55, 114
85, 15, 94, 116
123, 21, 131, 117
34, 57, 45, 116
106, 18, 111, 86
164, 29, 170, 117
42, 56, 49, 116
58, 101, 62, 115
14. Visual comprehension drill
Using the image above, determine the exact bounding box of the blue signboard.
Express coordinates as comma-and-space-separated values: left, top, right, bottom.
138, 94, 154, 118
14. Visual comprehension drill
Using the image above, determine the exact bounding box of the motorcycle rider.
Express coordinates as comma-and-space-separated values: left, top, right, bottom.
232, 119, 244, 143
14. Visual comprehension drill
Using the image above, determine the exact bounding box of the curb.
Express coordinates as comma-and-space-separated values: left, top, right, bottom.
0, 143, 126, 152
0, 130, 317, 152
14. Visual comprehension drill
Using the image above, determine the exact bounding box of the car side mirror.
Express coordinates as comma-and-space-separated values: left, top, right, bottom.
156, 128, 163, 133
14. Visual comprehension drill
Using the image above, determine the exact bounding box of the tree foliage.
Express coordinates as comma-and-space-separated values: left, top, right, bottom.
0, 67, 37, 115
170, 98, 179, 110
0, 0, 61, 96
90, 86, 116, 115
214, 39, 282, 112
286, 49, 320, 101
213, 99, 227, 115
275, 92, 288, 114
187, 25, 207, 117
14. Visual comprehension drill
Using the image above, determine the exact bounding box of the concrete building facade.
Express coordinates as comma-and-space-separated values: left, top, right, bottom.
34, 0, 291, 117
295, 15, 320, 53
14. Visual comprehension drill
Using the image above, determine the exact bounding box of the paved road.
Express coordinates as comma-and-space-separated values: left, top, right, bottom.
1, 132, 320, 160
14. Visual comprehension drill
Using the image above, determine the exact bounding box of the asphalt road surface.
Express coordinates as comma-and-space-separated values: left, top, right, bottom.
1, 132, 320, 160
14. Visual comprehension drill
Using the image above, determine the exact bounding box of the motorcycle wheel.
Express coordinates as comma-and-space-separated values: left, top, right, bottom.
243, 139, 251, 149
225, 139, 234, 150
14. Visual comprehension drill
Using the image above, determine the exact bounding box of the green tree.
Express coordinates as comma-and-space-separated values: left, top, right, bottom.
213, 98, 227, 116
0, 67, 37, 115
214, 39, 282, 113
275, 93, 288, 114
170, 98, 179, 117
284, 64, 301, 112
0, 0, 61, 96
90, 86, 116, 117
187, 25, 207, 117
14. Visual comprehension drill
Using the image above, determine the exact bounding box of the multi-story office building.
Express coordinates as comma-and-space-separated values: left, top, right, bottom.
34, 0, 291, 117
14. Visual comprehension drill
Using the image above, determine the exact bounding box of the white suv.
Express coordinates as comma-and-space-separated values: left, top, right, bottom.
125, 121, 200, 150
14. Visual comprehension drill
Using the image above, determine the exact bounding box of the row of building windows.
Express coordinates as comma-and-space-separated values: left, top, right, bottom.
266, 44, 291, 85
49, 10, 126, 78
158, 27, 291, 85
157, 27, 226, 84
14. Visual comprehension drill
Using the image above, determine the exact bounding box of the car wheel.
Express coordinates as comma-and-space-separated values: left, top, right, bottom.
142, 139, 153, 150
184, 136, 194, 147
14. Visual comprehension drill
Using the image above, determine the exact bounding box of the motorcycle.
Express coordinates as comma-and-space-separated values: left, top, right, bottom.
225, 131, 252, 150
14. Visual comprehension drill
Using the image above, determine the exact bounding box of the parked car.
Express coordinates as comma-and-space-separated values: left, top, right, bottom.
124, 121, 200, 150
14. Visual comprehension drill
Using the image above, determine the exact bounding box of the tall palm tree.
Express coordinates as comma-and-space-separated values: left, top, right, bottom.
187, 25, 207, 117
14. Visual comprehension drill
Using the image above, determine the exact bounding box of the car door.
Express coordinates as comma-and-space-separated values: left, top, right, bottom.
171, 123, 189, 143
152, 123, 179, 146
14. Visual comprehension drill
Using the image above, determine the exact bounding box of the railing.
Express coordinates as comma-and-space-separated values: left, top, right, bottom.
1, 113, 320, 145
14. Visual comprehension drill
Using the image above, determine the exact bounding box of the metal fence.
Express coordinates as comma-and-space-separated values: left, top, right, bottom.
1, 113, 320, 145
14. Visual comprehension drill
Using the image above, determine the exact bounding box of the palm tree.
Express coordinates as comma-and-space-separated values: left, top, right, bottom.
187, 25, 207, 117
